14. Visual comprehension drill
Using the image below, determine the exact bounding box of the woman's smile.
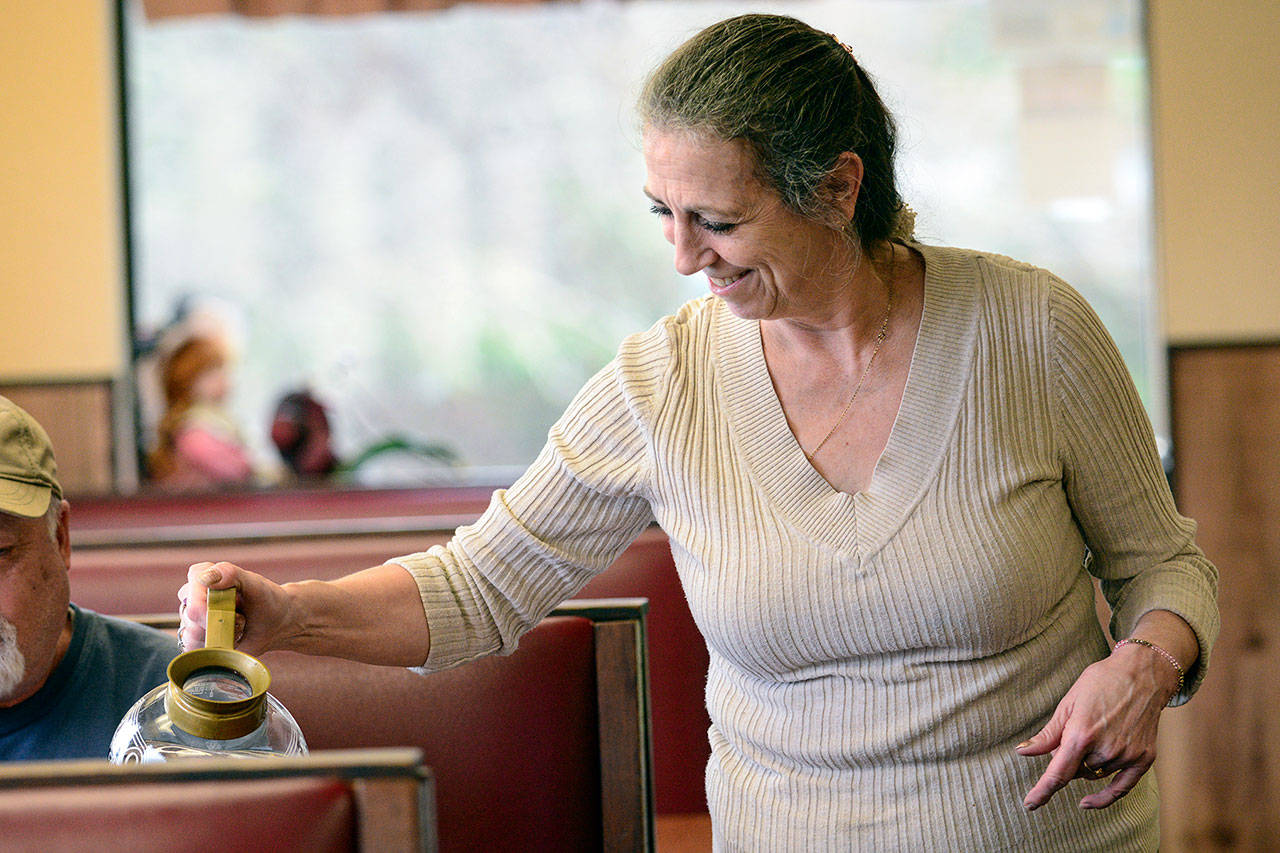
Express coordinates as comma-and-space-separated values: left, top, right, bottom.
708, 270, 750, 295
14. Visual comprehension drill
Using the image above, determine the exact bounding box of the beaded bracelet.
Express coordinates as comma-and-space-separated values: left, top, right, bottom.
1114, 637, 1186, 693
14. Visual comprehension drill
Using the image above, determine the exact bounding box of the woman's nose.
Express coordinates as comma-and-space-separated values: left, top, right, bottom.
671, 220, 714, 276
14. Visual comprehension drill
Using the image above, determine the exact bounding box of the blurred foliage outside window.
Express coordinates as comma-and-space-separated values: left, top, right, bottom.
124, 0, 1158, 487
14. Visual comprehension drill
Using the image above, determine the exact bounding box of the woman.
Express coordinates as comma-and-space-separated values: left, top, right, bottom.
180, 14, 1217, 850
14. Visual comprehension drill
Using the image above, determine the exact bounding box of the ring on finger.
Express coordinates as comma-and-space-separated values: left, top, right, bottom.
1081, 759, 1108, 779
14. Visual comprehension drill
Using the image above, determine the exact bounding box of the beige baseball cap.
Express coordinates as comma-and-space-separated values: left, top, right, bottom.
0, 395, 61, 518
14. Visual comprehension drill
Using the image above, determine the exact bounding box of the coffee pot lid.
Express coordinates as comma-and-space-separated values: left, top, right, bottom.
165, 587, 272, 740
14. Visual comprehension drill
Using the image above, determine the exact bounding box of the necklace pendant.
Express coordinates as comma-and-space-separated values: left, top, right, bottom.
804, 281, 894, 461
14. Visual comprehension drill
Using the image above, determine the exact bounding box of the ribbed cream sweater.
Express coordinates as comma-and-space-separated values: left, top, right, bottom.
397, 243, 1218, 851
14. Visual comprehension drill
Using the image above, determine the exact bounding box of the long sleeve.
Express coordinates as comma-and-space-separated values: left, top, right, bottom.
1050, 278, 1219, 701
392, 316, 672, 671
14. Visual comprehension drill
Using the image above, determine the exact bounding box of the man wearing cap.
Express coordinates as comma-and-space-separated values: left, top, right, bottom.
1, 395, 179, 760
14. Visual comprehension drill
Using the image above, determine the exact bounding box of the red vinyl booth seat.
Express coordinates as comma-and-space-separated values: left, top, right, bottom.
0, 748, 432, 853
263, 615, 604, 852
69, 491, 710, 818
72, 529, 711, 817
1, 776, 359, 853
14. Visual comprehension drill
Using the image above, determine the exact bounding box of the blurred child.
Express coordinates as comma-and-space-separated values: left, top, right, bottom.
148, 335, 254, 489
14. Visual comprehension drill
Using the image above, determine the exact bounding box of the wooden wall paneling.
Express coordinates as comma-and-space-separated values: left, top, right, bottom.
0, 380, 115, 495
1159, 344, 1280, 850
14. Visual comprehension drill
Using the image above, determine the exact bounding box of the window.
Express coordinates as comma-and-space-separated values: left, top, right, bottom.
123, 0, 1159, 486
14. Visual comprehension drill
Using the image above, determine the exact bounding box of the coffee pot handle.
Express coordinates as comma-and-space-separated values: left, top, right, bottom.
206, 587, 238, 650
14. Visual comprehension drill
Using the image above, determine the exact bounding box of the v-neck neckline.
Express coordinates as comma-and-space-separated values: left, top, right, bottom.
713, 243, 982, 558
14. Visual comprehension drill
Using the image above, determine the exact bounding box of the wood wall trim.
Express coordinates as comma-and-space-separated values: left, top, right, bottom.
142, 0, 560, 19
1158, 343, 1280, 849
1169, 338, 1280, 353
0, 380, 115, 495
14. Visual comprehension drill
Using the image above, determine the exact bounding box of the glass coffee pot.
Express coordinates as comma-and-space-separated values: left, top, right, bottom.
109, 588, 308, 763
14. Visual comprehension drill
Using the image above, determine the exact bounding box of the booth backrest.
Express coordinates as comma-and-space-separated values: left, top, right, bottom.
130, 600, 654, 853
576, 532, 710, 814
0, 747, 433, 853
69, 529, 451, 614
74, 525, 711, 816
69, 484, 498, 531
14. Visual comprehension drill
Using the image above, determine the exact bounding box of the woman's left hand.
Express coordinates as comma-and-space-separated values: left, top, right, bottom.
1016, 642, 1181, 811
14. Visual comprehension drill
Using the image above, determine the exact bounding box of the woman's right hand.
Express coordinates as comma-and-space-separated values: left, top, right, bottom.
178, 561, 291, 656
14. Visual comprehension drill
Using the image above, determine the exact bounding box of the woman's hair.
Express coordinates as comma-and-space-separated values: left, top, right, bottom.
639, 13, 912, 250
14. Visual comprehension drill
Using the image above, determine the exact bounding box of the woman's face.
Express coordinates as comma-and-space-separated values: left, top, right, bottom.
642, 129, 859, 325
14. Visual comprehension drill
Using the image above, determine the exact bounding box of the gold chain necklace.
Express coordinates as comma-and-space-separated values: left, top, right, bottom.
804, 279, 894, 462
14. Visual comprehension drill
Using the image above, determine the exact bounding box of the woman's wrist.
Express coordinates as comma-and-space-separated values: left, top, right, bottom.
1109, 637, 1184, 702
1120, 608, 1201, 698
276, 578, 335, 655
1113, 637, 1185, 692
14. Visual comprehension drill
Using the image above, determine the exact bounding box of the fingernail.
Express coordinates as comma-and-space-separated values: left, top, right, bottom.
199, 568, 221, 586
1016, 740, 1031, 749
1024, 800, 1038, 812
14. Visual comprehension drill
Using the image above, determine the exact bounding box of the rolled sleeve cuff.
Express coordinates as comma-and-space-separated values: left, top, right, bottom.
1110, 569, 1220, 705
390, 548, 484, 675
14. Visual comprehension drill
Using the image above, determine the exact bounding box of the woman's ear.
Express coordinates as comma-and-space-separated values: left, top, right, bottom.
823, 152, 864, 222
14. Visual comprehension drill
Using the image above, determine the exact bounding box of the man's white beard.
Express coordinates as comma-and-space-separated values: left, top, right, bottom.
0, 617, 26, 700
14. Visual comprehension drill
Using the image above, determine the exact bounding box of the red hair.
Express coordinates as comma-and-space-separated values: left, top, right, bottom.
148, 335, 229, 482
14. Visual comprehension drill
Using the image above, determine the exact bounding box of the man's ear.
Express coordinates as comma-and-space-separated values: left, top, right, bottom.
822, 151, 864, 223
54, 499, 71, 568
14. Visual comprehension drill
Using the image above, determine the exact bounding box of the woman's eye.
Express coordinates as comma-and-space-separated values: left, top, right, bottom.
700, 218, 736, 234
648, 204, 735, 234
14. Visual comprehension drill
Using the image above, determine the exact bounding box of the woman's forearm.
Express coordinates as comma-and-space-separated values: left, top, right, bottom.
278, 563, 431, 666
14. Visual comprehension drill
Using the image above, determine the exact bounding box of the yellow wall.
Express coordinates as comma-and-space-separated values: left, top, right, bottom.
1149, 0, 1280, 343
1, 0, 1276, 371
0, 0, 124, 381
